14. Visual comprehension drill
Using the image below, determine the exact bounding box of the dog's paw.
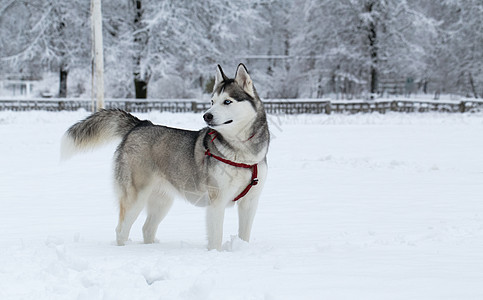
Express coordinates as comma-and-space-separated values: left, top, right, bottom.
115, 238, 133, 246
143, 238, 159, 244
222, 235, 249, 252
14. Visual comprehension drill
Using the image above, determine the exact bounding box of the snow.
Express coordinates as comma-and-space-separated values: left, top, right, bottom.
1, 110, 483, 299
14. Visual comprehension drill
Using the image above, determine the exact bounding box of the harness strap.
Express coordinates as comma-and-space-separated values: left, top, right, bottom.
204, 148, 259, 202
208, 130, 218, 142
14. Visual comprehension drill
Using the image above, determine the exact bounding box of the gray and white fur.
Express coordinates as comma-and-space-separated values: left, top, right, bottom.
61, 64, 269, 250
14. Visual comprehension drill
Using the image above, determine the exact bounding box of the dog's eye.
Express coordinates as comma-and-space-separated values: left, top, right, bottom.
211, 100, 214, 106
223, 100, 232, 105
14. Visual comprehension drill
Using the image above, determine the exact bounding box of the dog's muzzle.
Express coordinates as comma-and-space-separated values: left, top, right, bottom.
203, 113, 213, 123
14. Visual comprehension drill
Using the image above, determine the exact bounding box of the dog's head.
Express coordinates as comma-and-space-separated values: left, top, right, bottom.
203, 64, 261, 139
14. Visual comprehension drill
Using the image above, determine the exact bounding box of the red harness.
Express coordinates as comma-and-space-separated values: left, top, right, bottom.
205, 131, 259, 202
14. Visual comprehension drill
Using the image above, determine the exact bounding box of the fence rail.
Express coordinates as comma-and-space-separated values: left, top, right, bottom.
0, 98, 482, 114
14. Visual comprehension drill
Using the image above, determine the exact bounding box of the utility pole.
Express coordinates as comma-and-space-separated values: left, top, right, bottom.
91, 0, 104, 112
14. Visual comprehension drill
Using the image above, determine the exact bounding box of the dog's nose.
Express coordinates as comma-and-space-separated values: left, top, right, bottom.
203, 113, 213, 123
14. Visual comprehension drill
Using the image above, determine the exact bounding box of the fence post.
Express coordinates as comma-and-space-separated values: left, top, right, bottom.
191, 101, 198, 113
325, 102, 332, 114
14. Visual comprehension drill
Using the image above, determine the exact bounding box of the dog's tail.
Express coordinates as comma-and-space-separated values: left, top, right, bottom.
61, 109, 144, 160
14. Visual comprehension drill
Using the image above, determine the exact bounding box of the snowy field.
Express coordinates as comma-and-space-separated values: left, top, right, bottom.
1, 110, 483, 300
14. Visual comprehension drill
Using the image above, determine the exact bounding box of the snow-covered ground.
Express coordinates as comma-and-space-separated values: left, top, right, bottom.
1, 110, 482, 300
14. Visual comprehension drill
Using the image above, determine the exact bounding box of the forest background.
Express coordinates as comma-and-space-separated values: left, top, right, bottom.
0, 0, 481, 100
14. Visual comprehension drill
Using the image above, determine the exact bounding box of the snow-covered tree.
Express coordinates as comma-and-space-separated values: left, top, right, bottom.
0, 0, 90, 97
291, 0, 437, 98
1, 0, 480, 99
102, 0, 265, 99
247, 0, 295, 98
420, 0, 482, 98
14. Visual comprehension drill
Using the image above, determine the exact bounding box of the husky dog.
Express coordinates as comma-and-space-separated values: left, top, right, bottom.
61, 64, 269, 250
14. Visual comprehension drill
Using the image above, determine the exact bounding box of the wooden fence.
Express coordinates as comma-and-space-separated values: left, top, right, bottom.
0, 98, 482, 114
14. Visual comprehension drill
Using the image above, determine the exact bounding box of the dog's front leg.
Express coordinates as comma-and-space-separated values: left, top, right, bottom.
206, 204, 225, 250
238, 162, 266, 243
237, 195, 259, 242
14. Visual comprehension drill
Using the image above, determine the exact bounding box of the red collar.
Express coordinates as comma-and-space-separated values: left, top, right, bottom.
205, 131, 259, 202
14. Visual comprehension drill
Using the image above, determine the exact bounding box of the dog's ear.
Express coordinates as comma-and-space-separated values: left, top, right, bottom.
234, 63, 254, 97
214, 64, 228, 92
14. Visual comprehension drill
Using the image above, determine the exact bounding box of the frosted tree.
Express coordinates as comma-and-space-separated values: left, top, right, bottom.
102, 0, 265, 99
247, 0, 295, 98
0, 0, 90, 97
291, 0, 436, 97
4, 0, 478, 100
421, 0, 482, 98
452, 0, 483, 98
129, 0, 149, 99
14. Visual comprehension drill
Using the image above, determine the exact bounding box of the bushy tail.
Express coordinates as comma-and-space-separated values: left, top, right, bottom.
61, 109, 144, 160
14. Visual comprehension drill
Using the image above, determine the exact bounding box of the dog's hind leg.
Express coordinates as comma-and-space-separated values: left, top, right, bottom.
115, 187, 146, 246
142, 193, 174, 244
